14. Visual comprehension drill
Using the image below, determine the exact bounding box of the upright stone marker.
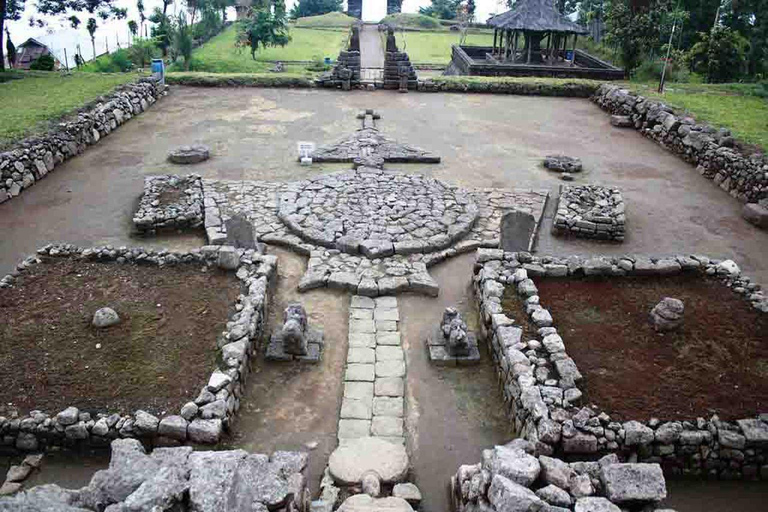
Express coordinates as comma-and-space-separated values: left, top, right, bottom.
500, 210, 537, 253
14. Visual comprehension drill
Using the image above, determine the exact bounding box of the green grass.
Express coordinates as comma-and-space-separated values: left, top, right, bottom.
629, 82, 768, 149
182, 24, 347, 73
381, 13, 443, 29
0, 71, 138, 146
166, 72, 316, 87
294, 11, 357, 28
396, 30, 494, 64
424, 75, 601, 96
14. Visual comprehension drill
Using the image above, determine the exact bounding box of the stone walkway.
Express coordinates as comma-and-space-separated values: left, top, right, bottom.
339, 295, 406, 446
360, 24, 385, 70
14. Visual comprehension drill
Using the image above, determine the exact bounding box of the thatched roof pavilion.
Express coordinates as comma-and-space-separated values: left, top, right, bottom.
487, 0, 588, 65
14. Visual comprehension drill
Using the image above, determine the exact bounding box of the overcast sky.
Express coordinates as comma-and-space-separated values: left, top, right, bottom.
6, 0, 511, 66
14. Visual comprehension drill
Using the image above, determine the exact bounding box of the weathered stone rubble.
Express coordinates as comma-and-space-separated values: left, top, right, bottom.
553, 185, 626, 242
133, 174, 204, 233
474, 249, 768, 480
0, 439, 308, 511
0, 243, 277, 450
0, 78, 163, 205
593, 84, 768, 204
167, 144, 210, 164
544, 155, 583, 173
649, 297, 684, 332
309, 128, 440, 166
742, 198, 768, 229
452, 441, 671, 512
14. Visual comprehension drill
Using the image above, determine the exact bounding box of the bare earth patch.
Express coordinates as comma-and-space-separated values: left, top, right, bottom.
531, 275, 768, 421
0, 257, 238, 416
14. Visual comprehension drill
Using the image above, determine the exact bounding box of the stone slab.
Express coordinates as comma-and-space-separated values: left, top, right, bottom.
329, 437, 409, 485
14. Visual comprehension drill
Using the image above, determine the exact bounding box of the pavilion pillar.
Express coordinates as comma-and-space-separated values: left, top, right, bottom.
572, 35, 578, 64
546, 32, 552, 62
512, 31, 518, 63
506, 29, 512, 59
493, 29, 497, 55
526, 32, 532, 64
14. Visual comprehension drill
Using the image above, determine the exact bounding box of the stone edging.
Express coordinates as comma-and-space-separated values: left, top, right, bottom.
133, 174, 204, 234
552, 184, 626, 242
473, 248, 767, 480
592, 84, 768, 204
0, 78, 164, 205
0, 243, 277, 451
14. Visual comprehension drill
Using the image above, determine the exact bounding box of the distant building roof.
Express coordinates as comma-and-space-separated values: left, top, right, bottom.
487, 0, 588, 34
18, 38, 48, 48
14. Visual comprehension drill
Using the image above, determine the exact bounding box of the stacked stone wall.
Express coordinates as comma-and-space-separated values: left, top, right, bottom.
0, 243, 277, 452
592, 84, 768, 203
383, 51, 417, 90
473, 248, 768, 480
0, 78, 163, 205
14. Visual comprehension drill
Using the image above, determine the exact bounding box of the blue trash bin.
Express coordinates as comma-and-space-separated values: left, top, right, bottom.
151, 58, 165, 85
565, 50, 574, 61
324, 57, 332, 65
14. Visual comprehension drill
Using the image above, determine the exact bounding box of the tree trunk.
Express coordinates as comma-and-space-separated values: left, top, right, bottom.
1, 0, 6, 72
91, 38, 96, 61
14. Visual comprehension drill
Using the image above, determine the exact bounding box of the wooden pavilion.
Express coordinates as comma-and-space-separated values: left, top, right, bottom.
487, 0, 588, 66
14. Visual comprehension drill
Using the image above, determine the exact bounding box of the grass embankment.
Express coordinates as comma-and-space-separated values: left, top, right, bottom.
294, 11, 357, 28
183, 24, 347, 73
629, 82, 768, 150
165, 72, 315, 87
0, 71, 138, 146
395, 30, 494, 65
381, 13, 443, 29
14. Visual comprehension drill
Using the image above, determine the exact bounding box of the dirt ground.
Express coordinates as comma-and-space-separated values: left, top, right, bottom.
0, 257, 236, 416
523, 275, 768, 421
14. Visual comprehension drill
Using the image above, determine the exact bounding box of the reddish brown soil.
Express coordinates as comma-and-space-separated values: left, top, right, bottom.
529, 275, 768, 421
0, 257, 238, 416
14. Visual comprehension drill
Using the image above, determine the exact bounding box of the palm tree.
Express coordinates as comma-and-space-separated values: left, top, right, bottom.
128, 19, 138, 41
87, 17, 98, 60
137, 0, 146, 35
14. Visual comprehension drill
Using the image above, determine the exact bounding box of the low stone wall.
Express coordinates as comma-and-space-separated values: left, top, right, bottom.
552, 185, 626, 242
383, 51, 417, 90
473, 249, 768, 480
592, 84, 768, 203
452, 440, 671, 512
133, 174, 204, 234
0, 438, 309, 511
419, 77, 600, 97
0, 243, 277, 452
0, 78, 163, 205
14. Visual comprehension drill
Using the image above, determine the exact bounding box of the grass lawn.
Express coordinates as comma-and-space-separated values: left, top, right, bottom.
0, 71, 138, 146
630, 82, 768, 150
294, 11, 357, 28
185, 24, 348, 73
395, 30, 494, 65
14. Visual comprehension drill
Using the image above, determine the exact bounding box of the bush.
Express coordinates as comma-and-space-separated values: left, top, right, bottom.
634, 48, 690, 83
687, 27, 749, 84
29, 54, 55, 71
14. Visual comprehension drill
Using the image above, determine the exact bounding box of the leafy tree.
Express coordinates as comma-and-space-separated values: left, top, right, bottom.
419, 0, 462, 20
137, 0, 146, 36
195, 0, 224, 41
127, 36, 157, 67
688, 26, 749, 82
68, 14, 80, 28
466, 0, 475, 22
86, 16, 98, 59
128, 19, 138, 39
150, 7, 173, 56
289, 0, 341, 19
1, 0, 25, 71
30, 52, 55, 69
174, 13, 193, 69
238, 2, 291, 60
605, 0, 672, 73
5, 26, 15, 68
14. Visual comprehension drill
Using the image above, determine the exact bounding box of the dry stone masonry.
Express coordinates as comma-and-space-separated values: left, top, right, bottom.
452, 441, 672, 512
474, 249, 768, 480
0, 78, 163, 205
0, 438, 309, 512
553, 185, 626, 242
133, 175, 204, 234
593, 84, 768, 205
0, 243, 277, 450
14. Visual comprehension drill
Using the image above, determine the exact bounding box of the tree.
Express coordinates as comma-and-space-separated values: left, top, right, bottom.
150, 6, 173, 56
466, 0, 475, 22
238, 2, 291, 60
419, 0, 462, 20
605, 0, 672, 73
137, 0, 146, 36
5, 26, 15, 68
86, 17, 98, 59
128, 19, 138, 39
289, 0, 341, 19
30, 52, 55, 69
1, 0, 25, 71
174, 13, 193, 69
688, 26, 749, 82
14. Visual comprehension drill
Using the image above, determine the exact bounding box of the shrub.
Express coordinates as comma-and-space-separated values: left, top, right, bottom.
29, 54, 55, 71
687, 27, 749, 84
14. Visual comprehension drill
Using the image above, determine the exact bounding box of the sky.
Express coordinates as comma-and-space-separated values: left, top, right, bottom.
6, 0, 512, 67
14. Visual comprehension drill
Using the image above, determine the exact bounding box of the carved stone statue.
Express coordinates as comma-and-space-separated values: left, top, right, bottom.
441, 307, 470, 356
282, 303, 308, 355
398, 64, 410, 93
339, 67, 352, 91
386, 27, 398, 53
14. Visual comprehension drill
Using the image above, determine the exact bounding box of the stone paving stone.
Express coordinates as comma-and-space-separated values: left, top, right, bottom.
376, 332, 401, 346
349, 319, 375, 334
338, 419, 371, 439
376, 360, 406, 378
372, 416, 404, 436
341, 398, 373, 420
349, 333, 376, 348
375, 436, 406, 446
348, 347, 376, 364
375, 297, 398, 309
351, 296, 375, 309
375, 377, 404, 397
373, 397, 404, 417
346, 363, 375, 382
351, 308, 373, 320
376, 346, 404, 362
376, 320, 399, 332
344, 382, 374, 401
374, 308, 400, 321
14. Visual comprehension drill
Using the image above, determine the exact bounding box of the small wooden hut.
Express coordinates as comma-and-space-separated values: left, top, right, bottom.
487, 0, 588, 65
